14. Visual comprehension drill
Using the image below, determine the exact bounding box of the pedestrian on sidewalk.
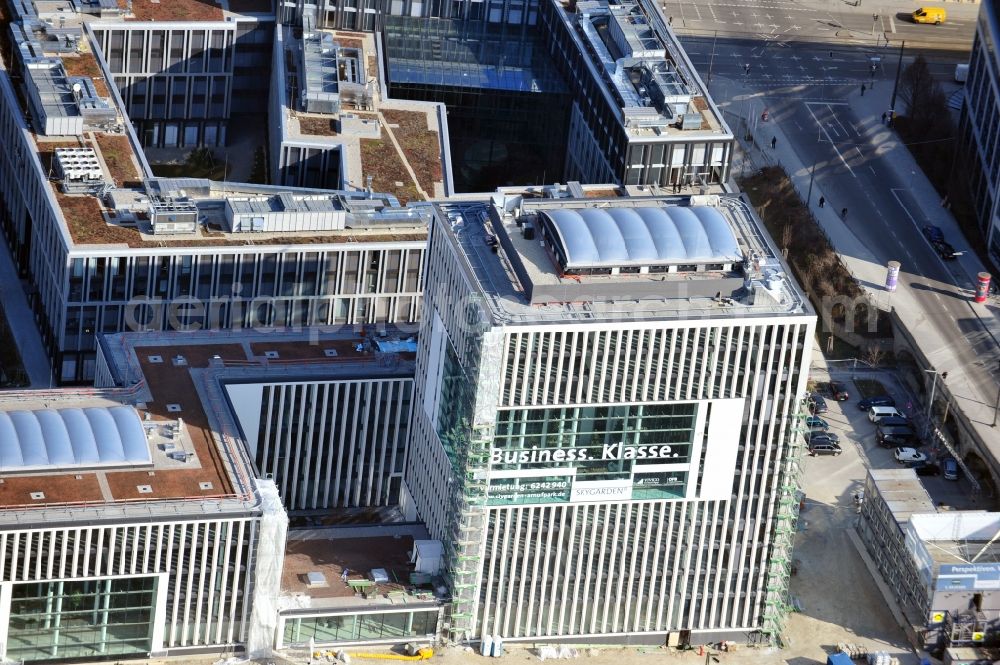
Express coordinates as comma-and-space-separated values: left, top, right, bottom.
744, 63, 751, 75
771, 136, 777, 149
841, 207, 848, 220
818, 196, 825, 208
881, 111, 887, 125
668, 15, 673, 25
861, 83, 866, 96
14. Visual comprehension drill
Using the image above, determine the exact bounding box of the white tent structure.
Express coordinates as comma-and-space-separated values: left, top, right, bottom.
0, 406, 150, 471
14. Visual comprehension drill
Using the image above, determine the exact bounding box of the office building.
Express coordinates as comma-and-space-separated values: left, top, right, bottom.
404, 185, 815, 644
278, 0, 734, 191
0, 0, 444, 384
0, 352, 279, 662
959, 0, 1000, 263
539, 0, 733, 188
0, 321, 436, 662
85, 0, 275, 147
277, 0, 539, 33
858, 468, 1000, 654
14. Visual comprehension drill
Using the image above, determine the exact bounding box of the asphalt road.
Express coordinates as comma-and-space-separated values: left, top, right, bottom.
664, 0, 979, 50
680, 33, 1000, 435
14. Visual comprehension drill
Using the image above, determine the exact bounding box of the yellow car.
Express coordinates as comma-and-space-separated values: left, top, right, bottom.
912, 6, 946, 24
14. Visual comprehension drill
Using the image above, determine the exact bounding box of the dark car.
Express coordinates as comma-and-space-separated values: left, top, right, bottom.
877, 428, 917, 448
879, 416, 912, 429
809, 441, 842, 456
922, 224, 945, 243
809, 394, 829, 414
806, 416, 830, 431
859, 396, 895, 411
915, 462, 941, 477
932, 240, 958, 260
828, 381, 850, 401
810, 432, 841, 445
943, 458, 959, 481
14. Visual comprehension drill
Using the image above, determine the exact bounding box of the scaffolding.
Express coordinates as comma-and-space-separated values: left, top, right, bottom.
445, 330, 504, 641
944, 610, 990, 646
759, 399, 808, 645
444, 420, 491, 641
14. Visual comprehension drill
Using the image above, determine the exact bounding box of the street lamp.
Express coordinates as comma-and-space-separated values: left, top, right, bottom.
707, 30, 718, 84
992, 360, 1000, 427
806, 157, 818, 206
889, 41, 906, 124
924, 369, 948, 426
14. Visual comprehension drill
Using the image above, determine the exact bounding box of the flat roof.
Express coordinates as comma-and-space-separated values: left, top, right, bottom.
868, 468, 936, 525
277, 28, 448, 204
0, 328, 418, 519
281, 530, 443, 611
564, 0, 731, 140
431, 189, 809, 324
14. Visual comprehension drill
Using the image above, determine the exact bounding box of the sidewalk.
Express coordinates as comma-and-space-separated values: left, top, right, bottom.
0, 239, 51, 388
712, 74, 1000, 451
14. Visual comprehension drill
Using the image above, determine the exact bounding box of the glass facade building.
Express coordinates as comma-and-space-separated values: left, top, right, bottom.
959, 0, 1000, 263
385, 18, 571, 191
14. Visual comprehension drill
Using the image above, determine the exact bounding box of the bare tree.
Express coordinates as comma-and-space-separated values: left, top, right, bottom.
899, 55, 942, 127
864, 345, 887, 367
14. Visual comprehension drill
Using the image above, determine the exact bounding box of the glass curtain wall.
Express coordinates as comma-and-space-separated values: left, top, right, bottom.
6, 576, 156, 662
283, 609, 439, 645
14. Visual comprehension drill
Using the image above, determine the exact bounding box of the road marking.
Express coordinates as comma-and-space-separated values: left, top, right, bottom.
889, 189, 918, 225
806, 102, 856, 177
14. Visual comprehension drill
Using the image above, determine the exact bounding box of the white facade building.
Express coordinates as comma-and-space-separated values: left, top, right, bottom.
404, 187, 815, 644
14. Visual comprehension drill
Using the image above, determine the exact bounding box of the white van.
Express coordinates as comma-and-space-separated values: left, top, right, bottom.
869, 406, 903, 423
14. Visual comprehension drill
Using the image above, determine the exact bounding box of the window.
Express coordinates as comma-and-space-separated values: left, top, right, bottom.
283, 610, 438, 645
6, 576, 156, 661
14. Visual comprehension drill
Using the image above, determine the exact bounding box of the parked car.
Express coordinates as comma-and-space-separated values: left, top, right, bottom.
809, 394, 829, 415
895, 447, 928, 465
810, 432, 841, 445
809, 441, 842, 456
828, 381, 850, 401
915, 462, 941, 477
859, 395, 895, 411
869, 406, 904, 423
943, 458, 959, 481
922, 225, 945, 243
877, 423, 918, 446
806, 416, 830, 431
877, 429, 917, 448
878, 416, 913, 429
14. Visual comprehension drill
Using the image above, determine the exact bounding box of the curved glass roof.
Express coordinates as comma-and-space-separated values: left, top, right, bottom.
0, 406, 150, 471
540, 205, 741, 269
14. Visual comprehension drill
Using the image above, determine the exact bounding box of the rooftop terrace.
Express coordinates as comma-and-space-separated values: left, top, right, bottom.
279, 28, 448, 203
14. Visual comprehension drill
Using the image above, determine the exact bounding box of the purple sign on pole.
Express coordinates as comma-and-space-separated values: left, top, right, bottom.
885, 261, 900, 292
